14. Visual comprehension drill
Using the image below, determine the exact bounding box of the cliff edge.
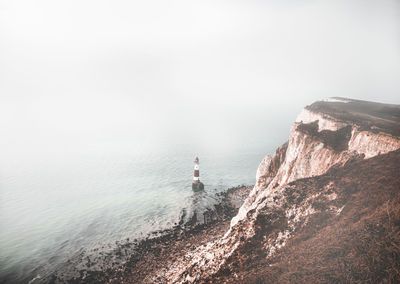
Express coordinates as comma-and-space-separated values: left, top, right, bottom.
164, 98, 400, 283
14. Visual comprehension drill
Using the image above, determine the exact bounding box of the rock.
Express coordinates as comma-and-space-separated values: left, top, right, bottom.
192, 181, 204, 191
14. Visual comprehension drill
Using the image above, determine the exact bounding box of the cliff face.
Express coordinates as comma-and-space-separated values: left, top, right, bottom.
164, 98, 400, 283
214, 149, 400, 283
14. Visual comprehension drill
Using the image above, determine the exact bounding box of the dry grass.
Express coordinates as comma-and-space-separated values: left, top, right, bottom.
210, 149, 400, 284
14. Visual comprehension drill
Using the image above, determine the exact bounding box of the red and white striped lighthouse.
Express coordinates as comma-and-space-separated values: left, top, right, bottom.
192, 156, 204, 191
193, 156, 200, 182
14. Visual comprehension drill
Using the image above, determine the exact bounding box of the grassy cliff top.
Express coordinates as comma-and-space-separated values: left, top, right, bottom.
306, 98, 400, 136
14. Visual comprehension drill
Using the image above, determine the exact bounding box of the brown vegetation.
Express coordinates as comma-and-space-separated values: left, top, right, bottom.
296, 121, 352, 152
206, 149, 400, 283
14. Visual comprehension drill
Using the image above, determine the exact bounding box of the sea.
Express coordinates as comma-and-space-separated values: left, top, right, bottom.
0, 114, 292, 283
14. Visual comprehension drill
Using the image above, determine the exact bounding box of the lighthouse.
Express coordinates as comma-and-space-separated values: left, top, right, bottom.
192, 156, 204, 191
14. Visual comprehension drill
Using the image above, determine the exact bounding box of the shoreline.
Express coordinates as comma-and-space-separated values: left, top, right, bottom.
48, 185, 252, 283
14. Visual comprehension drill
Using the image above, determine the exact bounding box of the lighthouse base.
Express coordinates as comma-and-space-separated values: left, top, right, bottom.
192, 181, 204, 192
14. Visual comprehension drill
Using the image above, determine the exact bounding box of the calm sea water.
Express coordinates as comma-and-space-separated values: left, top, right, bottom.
0, 132, 287, 282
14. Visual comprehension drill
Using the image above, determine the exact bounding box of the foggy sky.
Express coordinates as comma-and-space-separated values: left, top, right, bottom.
1, 0, 399, 157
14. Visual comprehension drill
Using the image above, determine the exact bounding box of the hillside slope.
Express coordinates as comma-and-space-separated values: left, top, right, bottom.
209, 148, 400, 283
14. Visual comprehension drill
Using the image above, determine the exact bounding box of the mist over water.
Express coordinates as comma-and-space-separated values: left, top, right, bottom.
0, 106, 292, 281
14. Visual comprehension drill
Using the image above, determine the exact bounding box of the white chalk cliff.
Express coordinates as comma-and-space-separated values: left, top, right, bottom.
164, 98, 400, 283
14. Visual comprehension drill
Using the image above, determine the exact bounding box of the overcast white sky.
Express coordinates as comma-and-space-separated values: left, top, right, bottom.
0, 0, 399, 156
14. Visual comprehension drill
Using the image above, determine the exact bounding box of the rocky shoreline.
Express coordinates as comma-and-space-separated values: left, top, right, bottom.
48, 185, 252, 284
